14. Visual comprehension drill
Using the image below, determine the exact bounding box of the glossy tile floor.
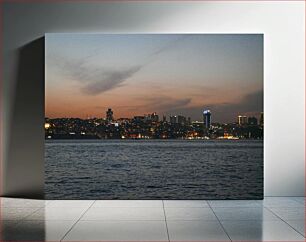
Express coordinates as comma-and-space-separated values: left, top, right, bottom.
0, 197, 304, 241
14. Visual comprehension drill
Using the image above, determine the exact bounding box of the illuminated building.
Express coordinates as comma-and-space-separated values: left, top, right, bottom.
170, 115, 177, 124
203, 110, 211, 129
44, 123, 51, 129
238, 115, 247, 125
106, 108, 114, 122
44, 109, 263, 140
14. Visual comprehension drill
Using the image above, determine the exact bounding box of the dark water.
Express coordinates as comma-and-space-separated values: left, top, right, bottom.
45, 140, 263, 199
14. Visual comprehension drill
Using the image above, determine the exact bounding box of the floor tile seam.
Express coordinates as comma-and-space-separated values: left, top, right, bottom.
48, 200, 96, 209
212, 218, 282, 220
263, 206, 305, 218
60, 200, 96, 242
165, 219, 221, 221
21, 219, 84, 221
74, 219, 231, 222
210, 206, 263, 209
79, 219, 168, 221
162, 200, 170, 242
16, 206, 44, 221
263, 206, 305, 209
164, 206, 212, 208
90, 206, 164, 208
207, 201, 232, 242
264, 206, 305, 238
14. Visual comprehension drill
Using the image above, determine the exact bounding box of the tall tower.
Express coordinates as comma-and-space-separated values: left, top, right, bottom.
106, 108, 114, 122
203, 110, 211, 129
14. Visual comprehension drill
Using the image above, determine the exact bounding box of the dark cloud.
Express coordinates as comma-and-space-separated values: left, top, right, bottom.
78, 36, 187, 95
48, 52, 97, 83
48, 36, 189, 96
48, 53, 143, 95
81, 66, 142, 95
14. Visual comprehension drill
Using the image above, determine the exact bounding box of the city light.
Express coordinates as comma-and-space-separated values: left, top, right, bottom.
45, 108, 263, 140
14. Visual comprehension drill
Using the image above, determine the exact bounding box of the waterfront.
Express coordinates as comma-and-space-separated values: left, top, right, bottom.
45, 139, 263, 199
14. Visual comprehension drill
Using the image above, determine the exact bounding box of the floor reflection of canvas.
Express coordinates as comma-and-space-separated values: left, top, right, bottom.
45, 34, 263, 199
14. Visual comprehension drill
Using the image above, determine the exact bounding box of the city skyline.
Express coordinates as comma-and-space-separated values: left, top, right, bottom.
45, 108, 263, 125
45, 108, 263, 140
46, 34, 263, 123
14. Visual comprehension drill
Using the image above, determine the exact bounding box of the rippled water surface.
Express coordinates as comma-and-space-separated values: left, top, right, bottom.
45, 140, 263, 199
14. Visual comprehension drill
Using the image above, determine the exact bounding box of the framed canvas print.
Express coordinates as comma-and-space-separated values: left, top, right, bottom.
45, 34, 263, 199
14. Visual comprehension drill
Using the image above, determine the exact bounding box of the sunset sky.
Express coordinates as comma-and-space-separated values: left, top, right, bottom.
45, 34, 263, 123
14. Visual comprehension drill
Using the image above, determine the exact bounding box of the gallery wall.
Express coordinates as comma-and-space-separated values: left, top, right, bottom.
1, 1, 305, 197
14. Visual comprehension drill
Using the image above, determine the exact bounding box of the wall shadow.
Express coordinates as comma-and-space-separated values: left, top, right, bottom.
0, 217, 46, 241
4, 37, 45, 199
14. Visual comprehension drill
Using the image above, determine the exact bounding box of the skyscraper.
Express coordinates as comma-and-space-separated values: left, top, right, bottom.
170, 115, 177, 124
106, 108, 114, 122
203, 110, 211, 129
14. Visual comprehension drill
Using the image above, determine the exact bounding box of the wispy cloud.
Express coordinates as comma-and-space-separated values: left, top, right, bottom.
81, 66, 142, 95
151, 35, 187, 56
48, 55, 143, 95
48, 36, 189, 96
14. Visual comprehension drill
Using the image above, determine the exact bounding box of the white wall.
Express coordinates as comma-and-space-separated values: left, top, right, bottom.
2, 1, 305, 197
